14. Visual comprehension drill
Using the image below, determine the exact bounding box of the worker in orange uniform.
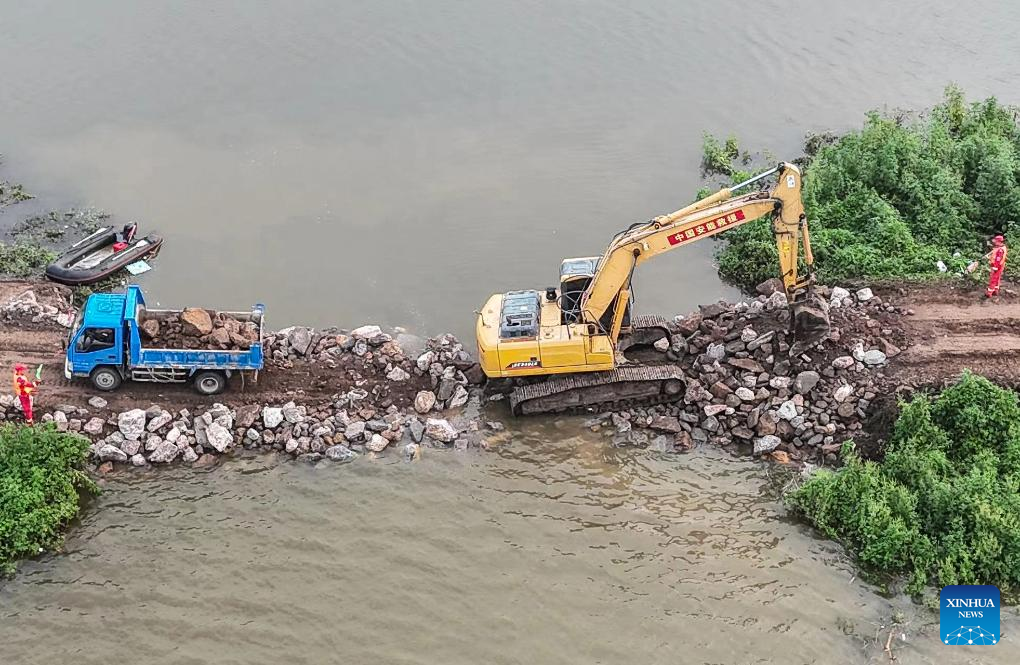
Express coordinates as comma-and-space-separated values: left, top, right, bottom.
986, 235, 1008, 298
12, 364, 39, 425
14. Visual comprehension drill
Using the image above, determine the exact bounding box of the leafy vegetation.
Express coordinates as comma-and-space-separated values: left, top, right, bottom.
704, 86, 1020, 287
0, 424, 97, 575
788, 373, 1020, 596
0, 242, 56, 278
0, 180, 33, 208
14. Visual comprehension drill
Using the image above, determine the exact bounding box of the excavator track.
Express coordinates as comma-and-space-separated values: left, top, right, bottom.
509, 364, 686, 416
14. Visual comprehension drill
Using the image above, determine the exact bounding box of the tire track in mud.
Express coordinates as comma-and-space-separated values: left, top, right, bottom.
885, 285, 1020, 389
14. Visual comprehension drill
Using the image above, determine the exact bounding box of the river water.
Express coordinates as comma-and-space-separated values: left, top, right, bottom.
3, 2, 1020, 662
3, 427, 1015, 664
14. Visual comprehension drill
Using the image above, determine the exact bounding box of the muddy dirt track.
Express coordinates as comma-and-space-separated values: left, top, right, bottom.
3, 278, 1020, 416
876, 281, 1020, 390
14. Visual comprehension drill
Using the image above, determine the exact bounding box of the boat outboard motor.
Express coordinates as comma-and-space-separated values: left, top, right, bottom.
113, 223, 138, 251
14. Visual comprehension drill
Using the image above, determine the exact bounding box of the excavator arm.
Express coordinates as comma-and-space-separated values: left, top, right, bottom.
578, 163, 824, 345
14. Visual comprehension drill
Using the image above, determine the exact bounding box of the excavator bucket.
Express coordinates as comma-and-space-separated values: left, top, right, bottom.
789, 293, 831, 356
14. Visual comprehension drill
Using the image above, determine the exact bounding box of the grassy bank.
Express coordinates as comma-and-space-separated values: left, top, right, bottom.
0, 424, 98, 575
704, 86, 1020, 289
787, 373, 1020, 597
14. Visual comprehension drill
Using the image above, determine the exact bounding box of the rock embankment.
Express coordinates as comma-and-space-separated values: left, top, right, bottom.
590, 283, 907, 465
1, 325, 490, 469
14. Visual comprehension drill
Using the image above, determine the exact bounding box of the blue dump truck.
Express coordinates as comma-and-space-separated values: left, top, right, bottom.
64, 285, 265, 395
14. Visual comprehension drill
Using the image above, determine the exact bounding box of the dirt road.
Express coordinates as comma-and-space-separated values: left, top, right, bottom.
878, 281, 1020, 389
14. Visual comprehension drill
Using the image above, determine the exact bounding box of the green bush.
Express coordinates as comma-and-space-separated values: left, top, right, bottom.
788, 373, 1020, 595
0, 242, 56, 278
0, 424, 97, 575
708, 86, 1020, 287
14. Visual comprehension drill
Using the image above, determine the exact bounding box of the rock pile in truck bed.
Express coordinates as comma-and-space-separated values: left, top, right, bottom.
594, 282, 908, 465
140, 307, 259, 350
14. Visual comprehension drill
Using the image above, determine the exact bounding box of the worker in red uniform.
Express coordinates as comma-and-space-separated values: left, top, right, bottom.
986, 234, 1008, 298
12, 364, 38, 425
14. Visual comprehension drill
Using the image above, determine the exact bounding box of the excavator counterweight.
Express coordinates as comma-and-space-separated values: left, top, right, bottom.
476, 162, 831, 415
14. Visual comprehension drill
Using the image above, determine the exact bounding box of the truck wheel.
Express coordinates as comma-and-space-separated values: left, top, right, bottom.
90, 366, 122, 391
193, 371, 227, 396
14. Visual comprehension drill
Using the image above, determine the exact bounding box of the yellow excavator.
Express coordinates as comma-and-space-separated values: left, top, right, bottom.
475, 162, 831, 415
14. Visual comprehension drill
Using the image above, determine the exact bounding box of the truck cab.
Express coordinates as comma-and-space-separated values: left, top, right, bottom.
65, 293, 129, 389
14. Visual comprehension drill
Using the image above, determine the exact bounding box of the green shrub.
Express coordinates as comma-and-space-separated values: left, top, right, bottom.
0, 242, 56, 278
788, 373, 1020, 595
708, 86, 1020, 288
0, 424, 97, 575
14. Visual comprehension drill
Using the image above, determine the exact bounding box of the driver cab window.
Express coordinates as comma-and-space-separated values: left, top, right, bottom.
77, 327, 116, 353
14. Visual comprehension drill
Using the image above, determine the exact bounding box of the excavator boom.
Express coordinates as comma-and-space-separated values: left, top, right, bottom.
580, 163, 820, 343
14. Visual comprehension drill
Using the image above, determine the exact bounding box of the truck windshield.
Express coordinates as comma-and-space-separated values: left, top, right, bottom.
68, 309, 85, 346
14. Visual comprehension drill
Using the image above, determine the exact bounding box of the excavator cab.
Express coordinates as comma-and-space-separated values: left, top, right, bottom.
558, 257, 599, 324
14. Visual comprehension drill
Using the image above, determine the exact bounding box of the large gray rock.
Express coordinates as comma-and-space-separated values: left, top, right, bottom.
88, 396, 108, 409
649, 416, 683, 433
130, 453, 148, 467
84, 417, 106, 436
704, 404, 727, 416
205, 422, 233, 453
287, 327, 314, 356
425, 418, 458, 443
96, 444, 128, 463
409, 419, 425, 443
829, 286, 851, 306
448, 385, 470, 408
181, 447, 199, 463
794, 371, 821, 394
282, 403, 305, 424
706, 343, 726, 361
862, 349, 887, 366
735, 387, 756, 402
148, 442, 181, 464
831, 356, 855, 370
324, 444, 357, 462
351, 325, 383, 340
855, 287, 874, 302
769, 376, 792, 390
147, 411, 173, 432
416, 351, 435, 372
765, 291, 788, 310
387, 366, 411, 382
776, 401, 798, 421
344, 420, 367, 441
414, 391, 437, 414
118, 409, 147, 441
754, 435, 781, 455
833, 384, 855, 403
235, 404, 260, 429
366, 434, 389, 452
728, 358, 765, 373
262, 406, 284, 429
121, 438, 141, 456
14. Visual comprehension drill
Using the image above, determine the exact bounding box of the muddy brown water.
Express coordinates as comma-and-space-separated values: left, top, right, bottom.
3, 2, 1020, 661
2, 429, 1014, 665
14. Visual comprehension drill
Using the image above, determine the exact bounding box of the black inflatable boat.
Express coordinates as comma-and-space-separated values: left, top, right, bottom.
45, 223, 163, 286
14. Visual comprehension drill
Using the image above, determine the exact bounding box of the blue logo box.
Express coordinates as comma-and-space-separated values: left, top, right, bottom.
940, 585, 1000, 646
